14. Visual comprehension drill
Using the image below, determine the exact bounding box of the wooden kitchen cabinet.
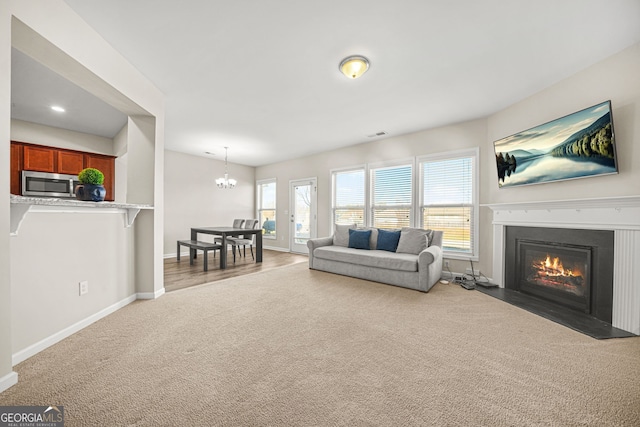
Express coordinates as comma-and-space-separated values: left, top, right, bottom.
11, 141, 117, 201
85, 153, 115, 202
57, 150, 85, 175
23, 144, 56, 172
10, 142, 23, 195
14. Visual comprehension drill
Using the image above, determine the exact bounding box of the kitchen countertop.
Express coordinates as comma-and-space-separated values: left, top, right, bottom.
11, 194, 153, 209
10, 195, 153, 235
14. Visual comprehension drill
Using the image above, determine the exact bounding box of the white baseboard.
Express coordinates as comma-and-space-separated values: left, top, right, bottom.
12, 294, 137, 366
263, 245, 290, 252
136, 287, 165, 300
0, 371, 18, 393
164, 251, 192, 259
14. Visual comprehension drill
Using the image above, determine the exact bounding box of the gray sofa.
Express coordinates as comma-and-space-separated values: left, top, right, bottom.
307, 226, 443, 292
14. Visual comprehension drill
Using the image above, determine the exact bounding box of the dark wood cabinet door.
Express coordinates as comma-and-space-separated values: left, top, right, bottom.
23, 145, 56, 172
85, 154, 115, 202
10, 142, 23, 195
57, 150, 84, 175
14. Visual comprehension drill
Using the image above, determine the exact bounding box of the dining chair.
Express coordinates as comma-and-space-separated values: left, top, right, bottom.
213, 219, 245, 257
228, 219, 259, 262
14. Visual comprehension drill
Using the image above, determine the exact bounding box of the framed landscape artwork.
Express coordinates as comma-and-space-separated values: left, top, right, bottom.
493, 100, 618, 188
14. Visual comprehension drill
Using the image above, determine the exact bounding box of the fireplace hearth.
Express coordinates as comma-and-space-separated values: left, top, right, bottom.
477, 225, 631, 338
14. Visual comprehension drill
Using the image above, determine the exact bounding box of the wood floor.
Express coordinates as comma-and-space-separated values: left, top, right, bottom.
163, 248, 308, 293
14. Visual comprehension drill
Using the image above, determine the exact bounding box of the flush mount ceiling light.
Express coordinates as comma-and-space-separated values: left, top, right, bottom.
51, 105, 65, 112
215, 146, 237, 189
339, 55, 369, 79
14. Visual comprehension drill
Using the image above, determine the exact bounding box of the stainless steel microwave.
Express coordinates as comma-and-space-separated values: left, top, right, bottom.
22, 170, 79, 198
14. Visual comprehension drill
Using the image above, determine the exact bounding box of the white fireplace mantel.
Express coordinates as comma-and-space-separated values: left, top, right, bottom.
484, 195, 640, 335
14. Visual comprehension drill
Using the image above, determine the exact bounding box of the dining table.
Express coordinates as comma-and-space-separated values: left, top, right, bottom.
190, 226, 263, 269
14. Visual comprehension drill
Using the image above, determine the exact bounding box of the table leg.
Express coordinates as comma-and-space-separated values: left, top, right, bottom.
220, 234, 227, 269
190, 229, 197, 259
256, 231, 263, 263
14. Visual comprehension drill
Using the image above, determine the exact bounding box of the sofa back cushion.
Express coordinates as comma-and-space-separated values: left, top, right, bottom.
377, 229, 401, 252
348, 229, 372, 250
356, 227, 379, 250
333, 223, 356, 247
396, 227, 434, 255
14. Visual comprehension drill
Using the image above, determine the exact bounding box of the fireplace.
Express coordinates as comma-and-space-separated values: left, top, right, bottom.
488, 196, 640, 336
505, 226, 613, 324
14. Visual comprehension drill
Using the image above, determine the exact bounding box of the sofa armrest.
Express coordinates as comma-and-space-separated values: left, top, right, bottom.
307, 236, 334, 268
418, 245, 443, 292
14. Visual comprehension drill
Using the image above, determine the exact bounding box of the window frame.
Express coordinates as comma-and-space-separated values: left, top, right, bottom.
330, 165, 367, 228
417, 147, 479, 260
256, 178, 277, 240
368, 158, 414, 230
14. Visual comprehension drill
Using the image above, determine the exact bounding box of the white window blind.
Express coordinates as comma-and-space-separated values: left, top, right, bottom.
332, 169, 365, 226
257, 180, 276, 238
421, 154, 475, 256
371, 164, 412, 229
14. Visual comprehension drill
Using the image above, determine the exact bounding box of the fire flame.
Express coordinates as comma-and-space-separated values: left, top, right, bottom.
537, 255, 576, 277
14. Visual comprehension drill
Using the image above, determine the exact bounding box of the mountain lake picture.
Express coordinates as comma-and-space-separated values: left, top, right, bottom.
493, 101, 618, 188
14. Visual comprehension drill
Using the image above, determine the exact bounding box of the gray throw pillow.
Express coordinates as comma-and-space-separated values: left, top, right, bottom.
396, 227, 433, 255
333, 223, 356, 247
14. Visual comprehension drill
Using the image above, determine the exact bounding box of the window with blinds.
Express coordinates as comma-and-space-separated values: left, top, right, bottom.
257, 179, 276, 238
332, 168, 365, 226
420, 150, 477, 256
371, 164, 412, 229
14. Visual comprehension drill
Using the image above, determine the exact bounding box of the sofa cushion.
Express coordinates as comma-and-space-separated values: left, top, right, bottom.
396, 227, 433, 255
333, 223, 356, 247
348, 229, 371, 250
313, 246, 418, 272
377, 229, 401, 252
357, 227, 379, 250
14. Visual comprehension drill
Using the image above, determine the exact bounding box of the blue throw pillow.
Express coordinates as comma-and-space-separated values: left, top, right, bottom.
377, 229, 401, 252
348, 229, 372, 250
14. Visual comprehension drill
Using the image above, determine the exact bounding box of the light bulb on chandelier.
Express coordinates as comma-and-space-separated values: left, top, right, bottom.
216, 147, 237, 189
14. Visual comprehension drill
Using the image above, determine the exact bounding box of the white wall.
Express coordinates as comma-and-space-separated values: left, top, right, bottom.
11, 119, 116, 155
486, 42, 640, 205
256, 119, 488, 274
10, 212, 135, 356
1, 0, 165, 392
481, 42, 640, 277
256, 42, 640, 280
164, 150, 255, 257
0, 0, 16, 392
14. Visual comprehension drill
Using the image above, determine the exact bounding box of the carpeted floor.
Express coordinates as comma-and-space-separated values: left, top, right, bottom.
2, 263, 639, 426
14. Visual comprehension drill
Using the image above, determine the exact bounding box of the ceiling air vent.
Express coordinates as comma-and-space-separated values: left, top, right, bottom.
367, 131, 387, 138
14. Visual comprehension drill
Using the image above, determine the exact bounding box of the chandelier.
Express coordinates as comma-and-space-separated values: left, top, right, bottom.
216, 147, 237, 189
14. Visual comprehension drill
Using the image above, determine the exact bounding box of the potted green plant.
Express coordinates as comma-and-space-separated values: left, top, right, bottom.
75, 167, 106, 202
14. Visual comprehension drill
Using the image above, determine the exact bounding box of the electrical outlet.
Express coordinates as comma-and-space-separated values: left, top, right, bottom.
79, 281, 89, 296
444, 260, 449, 268
466, 268, 480, 276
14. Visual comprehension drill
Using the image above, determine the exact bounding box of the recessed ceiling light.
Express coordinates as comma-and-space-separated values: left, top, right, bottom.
51, 105, 65, 113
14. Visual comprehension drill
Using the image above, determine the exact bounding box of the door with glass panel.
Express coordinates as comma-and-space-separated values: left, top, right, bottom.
289, 178, 317, 254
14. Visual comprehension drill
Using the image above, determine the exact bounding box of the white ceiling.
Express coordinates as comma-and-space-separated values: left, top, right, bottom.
11, 48, 128, 138
12, 1, 640, 166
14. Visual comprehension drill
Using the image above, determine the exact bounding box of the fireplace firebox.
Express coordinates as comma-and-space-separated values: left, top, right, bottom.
517, 241, 591, 313
505, 227, 614, 324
